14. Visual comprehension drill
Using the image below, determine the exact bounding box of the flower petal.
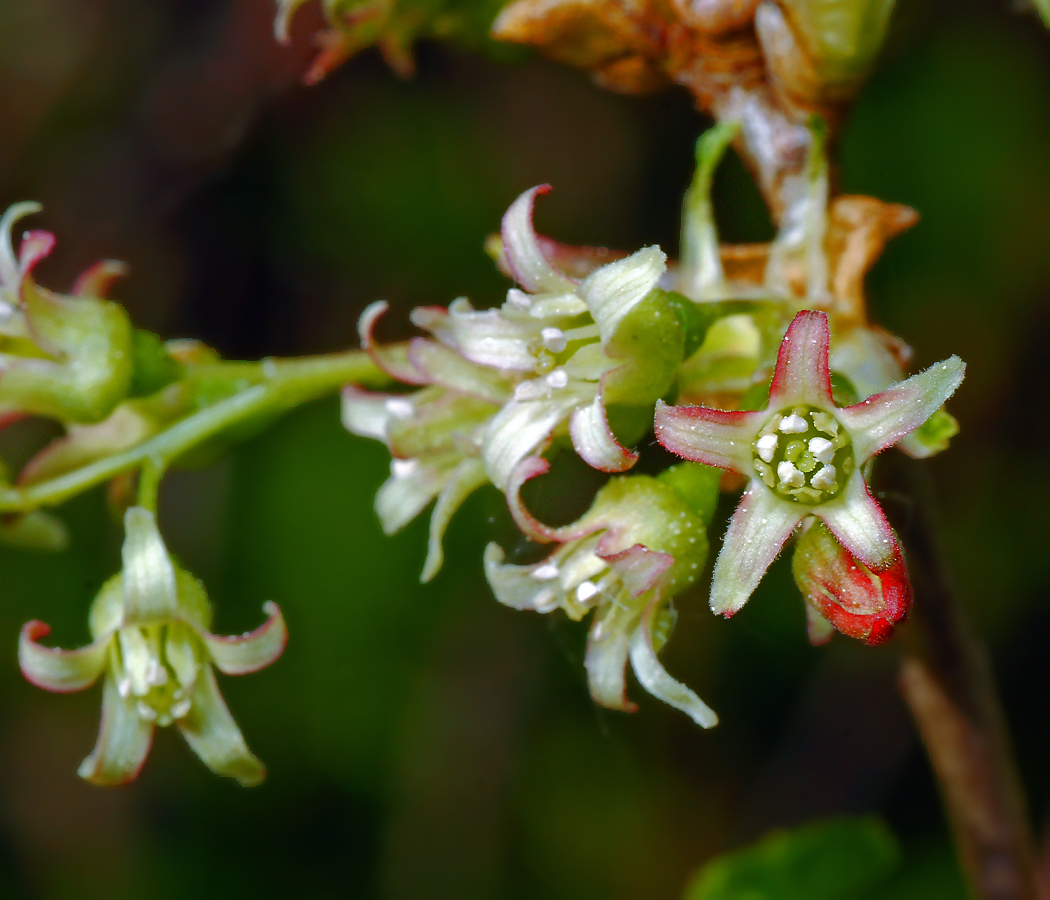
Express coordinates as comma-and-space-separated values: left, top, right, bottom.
584, 600, 637, 713
341, 385, 394, 443
122, 506, 178, 623
581, 246, 666, 345
654, 399, 763, 472
421, 458, 489, 583
505, 455, 562, 542
405, 338, 510, 404
482, 390, 582, 490
709, 484, 803, 615
201, 602, 287, 675
375, 456, 456, 535
599, 544, 673, 597
177, 666, 266, 786
72, 260, 128, 299
768, 310, 834, 409
815, 470, 898, 571
358, 301, 428, 384
18, 621, 109, 693
838, 356, 965, 462
501, 186, 575, 294
412, 301, 538, 371
628, 600, 718, 727
569, 394, 638, 472
78, 673, 154, 786
19, 229, 56, 280
0, 202, 42, 292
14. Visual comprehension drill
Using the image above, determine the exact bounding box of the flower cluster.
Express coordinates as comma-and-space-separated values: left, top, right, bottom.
344, 185, 687, 582
341, 125, 967, 724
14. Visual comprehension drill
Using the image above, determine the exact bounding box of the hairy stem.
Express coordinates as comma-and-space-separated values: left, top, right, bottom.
0, 350, 390, 513
893, 466, 1036, 899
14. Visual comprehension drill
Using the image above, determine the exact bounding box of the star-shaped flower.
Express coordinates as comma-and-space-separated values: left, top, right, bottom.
19, 507, 286, 786
655, 309, 964, 619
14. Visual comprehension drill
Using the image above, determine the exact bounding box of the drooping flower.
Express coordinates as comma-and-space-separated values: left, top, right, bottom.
344, 185, 689, 580
486, 462, 721, 725
19, 507, 286, 786
655, 309, 964, 626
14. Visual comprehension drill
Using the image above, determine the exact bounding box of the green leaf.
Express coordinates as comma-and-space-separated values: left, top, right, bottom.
683, 816, 901, 900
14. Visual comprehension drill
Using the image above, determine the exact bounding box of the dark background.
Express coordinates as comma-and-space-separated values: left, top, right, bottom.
0, 0, 1047, 896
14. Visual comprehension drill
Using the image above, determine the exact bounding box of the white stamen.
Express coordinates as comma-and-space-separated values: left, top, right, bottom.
541, 327, 567, 353
779, 413, 808, 434
136, 702, 158, 722
777, 461, 805, 488
811, 465, 837, 490
391, 459, 418, 478
808, 437, 835, 464
576, 581, 600, 603
171, 698, 192, 719
532, 563, 559, 581
384, 397, 414, 419
117, 677, 131, 699
146, 659, 168, 687
507, 288, 531, 309
532, 588, 558, 612
756, 434, 778, 462
514, 380, 545, 401
545, 368, 568, 390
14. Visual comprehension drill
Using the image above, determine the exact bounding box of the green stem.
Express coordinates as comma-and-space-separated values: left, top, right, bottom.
0, 350, 390, 513
136, 456, 165, 514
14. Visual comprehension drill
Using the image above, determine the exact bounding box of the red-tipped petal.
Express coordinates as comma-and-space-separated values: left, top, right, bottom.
569, 395, 638, 473
18, 229, 56, 280
78, 676, 154, 786
599, 544, 672, 597
72, 260, 128, 298
709, 485, 803, 615
358, 301, 429, 384
768, 310, 834, 409
500, 186, 576, 294
815, 471, 898, 572
655, 399, 763, 473
18, 621, 109, 693
200, 602, 287, 676
838, 356, 965, 463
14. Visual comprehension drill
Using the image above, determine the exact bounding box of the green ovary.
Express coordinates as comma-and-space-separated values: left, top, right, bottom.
750, 405, 854, 505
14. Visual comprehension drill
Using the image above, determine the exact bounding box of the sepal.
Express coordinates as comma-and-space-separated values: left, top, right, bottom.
0, 277, 134, 423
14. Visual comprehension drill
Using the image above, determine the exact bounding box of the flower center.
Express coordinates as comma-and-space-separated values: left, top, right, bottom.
751, 405, 854, 505
115, 623, 200, 727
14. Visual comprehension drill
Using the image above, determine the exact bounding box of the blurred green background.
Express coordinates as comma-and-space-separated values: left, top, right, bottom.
0, 0, 1047, 896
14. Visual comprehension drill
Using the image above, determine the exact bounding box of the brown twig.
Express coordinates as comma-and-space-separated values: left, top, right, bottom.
893, 465, 1037, 899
